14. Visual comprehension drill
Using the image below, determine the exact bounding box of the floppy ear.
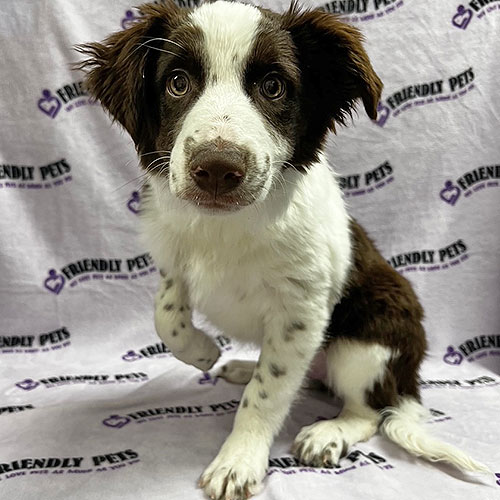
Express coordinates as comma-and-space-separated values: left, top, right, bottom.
75, 2, 182, 148
282, 4, 383, 128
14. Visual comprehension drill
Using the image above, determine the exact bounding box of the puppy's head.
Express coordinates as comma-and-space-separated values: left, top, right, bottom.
77, 1, 381, 213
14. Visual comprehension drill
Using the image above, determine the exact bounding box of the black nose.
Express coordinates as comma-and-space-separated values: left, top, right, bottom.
189, 144, 246, 196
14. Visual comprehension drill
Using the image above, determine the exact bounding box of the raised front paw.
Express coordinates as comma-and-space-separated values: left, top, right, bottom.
181, 329, 221, 371
199, 439, 267, 499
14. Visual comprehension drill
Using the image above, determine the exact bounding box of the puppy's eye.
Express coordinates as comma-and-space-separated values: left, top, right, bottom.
167, 71, 190, 97
260, 74, 285, 100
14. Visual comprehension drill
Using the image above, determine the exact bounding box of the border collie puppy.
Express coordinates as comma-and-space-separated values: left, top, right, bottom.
77, 1, 488, 498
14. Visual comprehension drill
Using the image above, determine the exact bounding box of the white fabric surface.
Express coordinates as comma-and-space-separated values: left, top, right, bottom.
0, 0, 499, 499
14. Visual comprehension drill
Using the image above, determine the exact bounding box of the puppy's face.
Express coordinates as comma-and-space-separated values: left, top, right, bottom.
78, 1, 381, 213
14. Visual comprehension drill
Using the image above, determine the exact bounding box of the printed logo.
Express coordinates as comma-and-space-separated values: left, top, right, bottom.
44, 253, 156, 294
15, 373, 148, 391
375, 102, 391, 127
121, 9, 140, 30
103, 415, 131, 429
374, 68, 475, 127
121, 335, 231, 362
420, 375, 499, 389
37, 90, 61, 119
0, 158, 72, 191
0, 449, 140, 480
44, 270, 65, 294
452, 1, 500, 30
1, 326, 71, 354
102, 399, 240, 429
443, 346, 464, 365
198, 372, 218, 385
452, 5, 474, 29
339, 160, 394, 198
127, 191, 140, 214
439, 165, 500, 205
440, 181, 461, 206
37, 81, 97, 119
15, 379, 40, 391
387, 238, 469, 274
444, 335, 500, 365
268, 449, 393, 477
122, 350, 142, 362
320, 0, 405, 23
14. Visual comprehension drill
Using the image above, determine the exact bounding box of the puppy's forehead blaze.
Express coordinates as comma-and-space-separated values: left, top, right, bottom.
188, 2, 263, 79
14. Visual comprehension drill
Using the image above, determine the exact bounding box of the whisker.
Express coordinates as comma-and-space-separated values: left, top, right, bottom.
138, 36, 185, 51
138, 150, 172, 158
118, 150, 172, 173
122, 38, 182, 64
145, 155, 171, 171
138, 44, 180, 58
112, 172, 149, 193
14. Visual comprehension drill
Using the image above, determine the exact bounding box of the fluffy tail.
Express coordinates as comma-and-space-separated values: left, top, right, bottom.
380, 397, 490, 473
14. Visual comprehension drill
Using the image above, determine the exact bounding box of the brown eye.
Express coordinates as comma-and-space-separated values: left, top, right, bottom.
167, 71, 190, 97
260, 74, 285, 100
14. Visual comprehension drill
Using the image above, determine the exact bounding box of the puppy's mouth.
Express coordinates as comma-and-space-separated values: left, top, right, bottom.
182, 192, 251, 213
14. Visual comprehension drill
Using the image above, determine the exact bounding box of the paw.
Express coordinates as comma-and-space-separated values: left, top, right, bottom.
292, 420, 347, 468
181, 330, 221, 371
218, 360, 256, 385
199, 436, 267, 499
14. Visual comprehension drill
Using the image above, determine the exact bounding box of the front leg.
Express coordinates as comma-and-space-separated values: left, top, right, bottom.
154, 273, 220, 372
199, 307, 327, 500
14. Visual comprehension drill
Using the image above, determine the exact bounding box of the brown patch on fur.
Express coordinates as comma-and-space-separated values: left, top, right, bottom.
278, 3, 383, 167
269, 363, 287, 377
326, 219, 427, 406
75, 2, 206, 174
244, 15, 301, 154
75, 3, 188, 149
366, 368, 398, 409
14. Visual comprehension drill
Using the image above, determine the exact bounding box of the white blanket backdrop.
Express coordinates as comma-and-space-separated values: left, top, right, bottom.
0, 0, 499, 498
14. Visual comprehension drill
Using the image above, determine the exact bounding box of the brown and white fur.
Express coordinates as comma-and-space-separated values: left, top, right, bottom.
77, 2, 489, 498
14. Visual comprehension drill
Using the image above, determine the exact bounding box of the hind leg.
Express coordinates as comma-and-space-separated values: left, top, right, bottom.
293, 339, 394, 467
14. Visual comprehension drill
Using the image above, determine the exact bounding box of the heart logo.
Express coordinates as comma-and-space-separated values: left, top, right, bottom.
440, 180, 460, 206
37, 90, 61, 118
122, 350, 142, 362
121, 10, 140, 30
127, 191, 140, 214
374, 102, 390, 127
443, 346, 463, 365
103, 414, 131, 428
44, 269, 65, 294
199, 372, 218, 385
452, 6, 473, 30
16, 379, 40, 391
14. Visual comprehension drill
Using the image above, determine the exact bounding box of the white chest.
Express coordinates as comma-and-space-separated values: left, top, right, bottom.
181, 240, 277, 344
